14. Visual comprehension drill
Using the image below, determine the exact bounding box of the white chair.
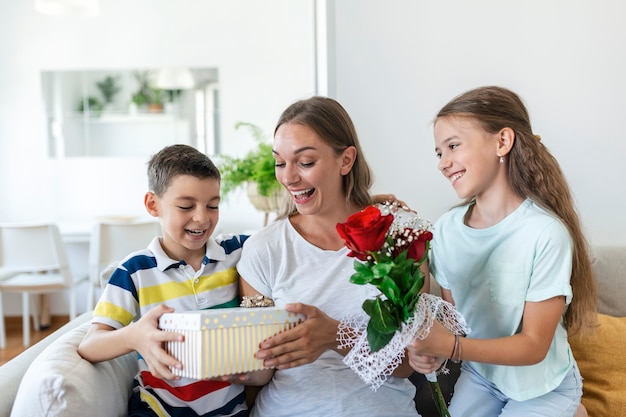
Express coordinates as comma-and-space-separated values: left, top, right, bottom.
0, 223, 76, 348
87, 220, 161, 310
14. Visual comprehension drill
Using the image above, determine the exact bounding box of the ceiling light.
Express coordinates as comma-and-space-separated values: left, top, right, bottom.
155, 68, 196, 90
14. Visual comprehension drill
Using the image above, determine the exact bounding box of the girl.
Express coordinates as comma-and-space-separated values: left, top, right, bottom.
407, 86, 596, 417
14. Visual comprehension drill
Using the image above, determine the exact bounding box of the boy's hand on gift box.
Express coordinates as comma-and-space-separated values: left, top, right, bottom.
129, 304, 185, 380
256, 303, 339, 369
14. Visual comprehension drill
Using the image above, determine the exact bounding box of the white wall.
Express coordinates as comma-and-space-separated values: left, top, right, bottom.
3, 0, 625, 316
330, 0, 626, 247
0, 0, 316, 315
0, 0, 316, 233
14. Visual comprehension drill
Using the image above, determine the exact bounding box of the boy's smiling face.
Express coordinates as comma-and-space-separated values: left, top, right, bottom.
145, 174, 220, 267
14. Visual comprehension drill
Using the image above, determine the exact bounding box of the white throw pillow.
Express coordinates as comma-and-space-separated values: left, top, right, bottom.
11, 321, 138, 417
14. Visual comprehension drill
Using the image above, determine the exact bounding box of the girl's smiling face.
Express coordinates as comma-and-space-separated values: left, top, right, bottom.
434, 116, 502, 200
273, 122, 354, 217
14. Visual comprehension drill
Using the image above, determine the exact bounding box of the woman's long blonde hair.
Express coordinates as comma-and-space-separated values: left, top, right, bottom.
274, 96, 373, 219
436, 86, 597, 335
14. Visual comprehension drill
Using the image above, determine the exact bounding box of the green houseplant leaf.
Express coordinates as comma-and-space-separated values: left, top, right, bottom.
218, 122, 282, 200
96, 75, 121, 104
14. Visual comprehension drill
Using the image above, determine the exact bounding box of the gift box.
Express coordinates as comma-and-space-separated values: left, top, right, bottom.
159, 307, 305, 379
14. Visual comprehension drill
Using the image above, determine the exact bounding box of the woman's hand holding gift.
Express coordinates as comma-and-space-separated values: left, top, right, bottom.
256, 303, 339, 369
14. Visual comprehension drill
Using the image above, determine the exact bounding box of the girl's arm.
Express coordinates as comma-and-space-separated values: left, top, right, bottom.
409, 295, 566, 366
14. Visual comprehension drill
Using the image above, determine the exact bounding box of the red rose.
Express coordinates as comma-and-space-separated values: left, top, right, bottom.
405, 230, 433, 262
336, 206, 394, 261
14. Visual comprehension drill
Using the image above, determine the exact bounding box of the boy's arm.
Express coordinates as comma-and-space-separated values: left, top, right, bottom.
77, 304, 185, 380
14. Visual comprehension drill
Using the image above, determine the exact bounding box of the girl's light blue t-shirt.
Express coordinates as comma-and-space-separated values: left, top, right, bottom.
431, 198, 574, 401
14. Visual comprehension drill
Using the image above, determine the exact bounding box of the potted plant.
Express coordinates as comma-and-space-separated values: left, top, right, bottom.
218, 122, 285, 223
96, 75, 121, 110
130, 71, 152, 112
77, 96, 103, 116
148, 87, 165, 113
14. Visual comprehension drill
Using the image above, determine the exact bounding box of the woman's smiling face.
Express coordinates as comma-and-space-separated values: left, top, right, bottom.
273, 122, 351, 216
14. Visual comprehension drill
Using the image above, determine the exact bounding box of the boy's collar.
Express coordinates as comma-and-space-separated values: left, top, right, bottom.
148, 236, 225, 271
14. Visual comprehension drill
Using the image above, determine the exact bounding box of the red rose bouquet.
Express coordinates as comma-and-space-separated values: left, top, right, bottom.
336, 205, 433, 352
336, 204, 470, 417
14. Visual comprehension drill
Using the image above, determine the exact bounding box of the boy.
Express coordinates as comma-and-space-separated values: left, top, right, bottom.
78, 144, 248, 417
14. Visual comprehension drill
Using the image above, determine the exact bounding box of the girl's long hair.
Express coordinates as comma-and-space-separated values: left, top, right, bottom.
437, 86, 597, 335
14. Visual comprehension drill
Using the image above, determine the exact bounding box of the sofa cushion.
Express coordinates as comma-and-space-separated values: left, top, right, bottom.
569, 313, 626, 417
10, 321, 138, 417
0, 312, 92, 416
591, 246, 626, 317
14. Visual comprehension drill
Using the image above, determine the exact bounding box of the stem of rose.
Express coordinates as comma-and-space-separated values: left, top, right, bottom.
425, 372, 451, 417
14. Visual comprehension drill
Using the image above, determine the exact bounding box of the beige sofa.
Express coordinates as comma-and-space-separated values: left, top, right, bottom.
0, 313, 138, 417
416, 246, 626, 417
1, 246, 624, 417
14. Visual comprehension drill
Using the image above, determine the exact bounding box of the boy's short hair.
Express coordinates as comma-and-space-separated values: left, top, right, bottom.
147, 144, 221, 196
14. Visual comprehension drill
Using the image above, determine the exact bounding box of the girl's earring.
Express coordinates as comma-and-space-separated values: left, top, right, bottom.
499, 156, 505, 164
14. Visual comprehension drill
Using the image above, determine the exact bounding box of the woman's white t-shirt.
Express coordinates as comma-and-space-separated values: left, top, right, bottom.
237, 218, 419, 417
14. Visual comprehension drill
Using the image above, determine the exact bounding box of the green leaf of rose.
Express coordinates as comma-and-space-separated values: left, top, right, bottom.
350, 261, 375, 285
354, 259, 373, 274
367, 319, 396, 352
379, 275, 402, 304
369, 298, 400, 334
389, 261, 413, 292
350, 272, 371, 285
403, 271, 424, 307
362, 298, 375, 316
371, 262, 394, 278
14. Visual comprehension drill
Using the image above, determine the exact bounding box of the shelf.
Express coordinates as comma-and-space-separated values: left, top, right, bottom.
66, 112, 182, 124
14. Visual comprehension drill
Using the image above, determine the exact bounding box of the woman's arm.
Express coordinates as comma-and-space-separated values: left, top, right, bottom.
255, 302, 340, 369
441, 287, 454, 304
241, 277, 349, 370
420, 261, 430, 294
371, 193, 410, 210
240, 259, 418, 377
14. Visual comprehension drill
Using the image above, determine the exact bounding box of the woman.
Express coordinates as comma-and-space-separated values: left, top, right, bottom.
236, 96, 421, 417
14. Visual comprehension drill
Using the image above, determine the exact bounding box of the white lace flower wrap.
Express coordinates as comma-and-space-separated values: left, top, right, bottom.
337, 292, 471, 390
